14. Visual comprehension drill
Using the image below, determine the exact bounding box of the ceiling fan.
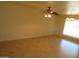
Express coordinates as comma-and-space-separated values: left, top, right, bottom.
46, 6, 59, 15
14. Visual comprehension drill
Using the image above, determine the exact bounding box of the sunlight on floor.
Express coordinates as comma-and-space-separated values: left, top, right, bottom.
60, 39, 79, 58
63, 18, 79, 38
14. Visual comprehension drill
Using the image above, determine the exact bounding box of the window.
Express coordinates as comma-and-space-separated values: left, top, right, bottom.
63, 17, 79, 38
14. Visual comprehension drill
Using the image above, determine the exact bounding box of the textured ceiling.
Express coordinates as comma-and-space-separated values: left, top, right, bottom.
1, 1, 79, 15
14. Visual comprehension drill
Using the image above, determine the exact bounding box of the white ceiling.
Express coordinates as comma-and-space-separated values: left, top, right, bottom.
4, 1, 79, 15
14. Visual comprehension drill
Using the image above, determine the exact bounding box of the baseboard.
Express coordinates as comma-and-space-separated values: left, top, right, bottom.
0, 34, 58, 42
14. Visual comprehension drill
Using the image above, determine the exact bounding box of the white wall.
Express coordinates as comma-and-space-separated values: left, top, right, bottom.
0, 2, 56, 41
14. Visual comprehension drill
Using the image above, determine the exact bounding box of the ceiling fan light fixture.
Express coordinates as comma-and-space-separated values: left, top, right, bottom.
48, 14, 52, 18
44, 14, 52, 18
44, 14, 48, 17
50, 11, 53, 13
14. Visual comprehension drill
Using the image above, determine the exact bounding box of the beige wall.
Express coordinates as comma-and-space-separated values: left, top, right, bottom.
55, 15, 66, 36
0, 2, 56, 41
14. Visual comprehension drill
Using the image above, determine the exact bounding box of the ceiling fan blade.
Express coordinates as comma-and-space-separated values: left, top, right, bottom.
52, 11, 59, 15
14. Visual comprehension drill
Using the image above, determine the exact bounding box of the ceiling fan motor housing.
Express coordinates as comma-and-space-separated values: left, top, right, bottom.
46, 6, 58, 15
47, 7, 53, 14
